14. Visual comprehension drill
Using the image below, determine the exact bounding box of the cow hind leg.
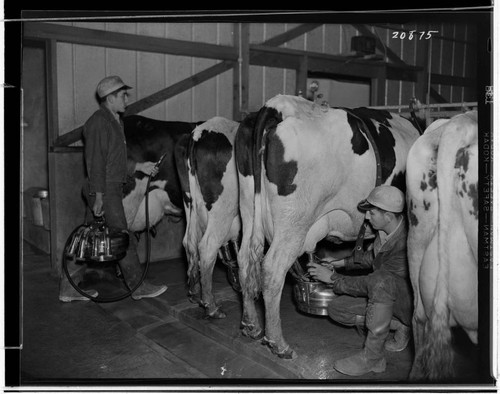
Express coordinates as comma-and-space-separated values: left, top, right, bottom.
198, 236, 227, 319
409, 316, 427, 381
261, 237, 304, 360
237, 225, 264, 340
184, 240, 202, 305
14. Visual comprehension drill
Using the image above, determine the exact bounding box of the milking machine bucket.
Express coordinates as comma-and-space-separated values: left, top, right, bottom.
65, 216, 129, 262
290, 257, 337, 316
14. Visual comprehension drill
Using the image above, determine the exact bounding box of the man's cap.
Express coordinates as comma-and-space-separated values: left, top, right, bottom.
96, 76, 132, 99
357, 185, 405, 213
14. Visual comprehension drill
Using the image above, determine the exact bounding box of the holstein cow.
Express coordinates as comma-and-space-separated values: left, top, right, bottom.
121, 115, 200, 233
174, 117, 241, 318
236, 94, 420, 359
406, 111, 478, 380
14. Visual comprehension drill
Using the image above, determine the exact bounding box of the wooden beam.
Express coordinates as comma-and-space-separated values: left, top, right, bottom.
386, 65, 420, 82
24, 22, 239, 62
53, 126, 83, 147
351, 24, 408, 67
430, 87, 448, 103
124, 60, 235, 117
430, 73, 475, 87
250, 47, 301, 70
261, 24, 322, 47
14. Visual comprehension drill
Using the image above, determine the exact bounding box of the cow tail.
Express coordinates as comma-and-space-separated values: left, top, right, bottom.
248, 106, 282, 290
421, 135, 455, 380
174, 134, 200, 288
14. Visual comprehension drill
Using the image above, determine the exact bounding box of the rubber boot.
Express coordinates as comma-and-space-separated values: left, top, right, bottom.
385, 319, 411, 352
354, 314, 366, 337
118, 247, 167, 301
333, 303, 393, 376
59, 262, 98, 302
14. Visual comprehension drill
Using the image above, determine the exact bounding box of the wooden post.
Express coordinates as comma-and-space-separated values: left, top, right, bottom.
233, 23, 250, 121
296, 56, 308, 97
415, 38, 430, 105
371, 69, 386, 106
45, 39, 60, 275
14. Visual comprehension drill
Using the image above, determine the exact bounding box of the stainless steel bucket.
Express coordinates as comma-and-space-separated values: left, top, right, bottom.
293, 280, 337, 316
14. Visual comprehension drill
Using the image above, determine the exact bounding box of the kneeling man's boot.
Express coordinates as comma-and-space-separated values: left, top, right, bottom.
333, 303, 392, 376
385, 319, 411, 352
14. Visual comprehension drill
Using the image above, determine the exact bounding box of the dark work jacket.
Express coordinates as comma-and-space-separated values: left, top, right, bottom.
83, 105, 135, 194
343, 218, 409, 280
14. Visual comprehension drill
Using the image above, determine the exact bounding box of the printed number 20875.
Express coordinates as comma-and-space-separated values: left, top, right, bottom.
392, 30, 439, 40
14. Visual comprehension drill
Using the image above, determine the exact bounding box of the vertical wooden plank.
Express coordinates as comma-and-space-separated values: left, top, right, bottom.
286, 23, 306, 96
233, 23, 249, 120
324, 24, 342, 54
304, 25, 323, 53
463, 23, 477, 102
46, 39, 60, 274
249, 23, 265, 111
373, 26, 388, 60
73, 43, 106, 125
56, 42, 76, 134
439, 23, 454, 102
451, 23, 467, 103
218, 23, 236, 120
430, 21, 443, 102
264, 24, 286, 101
193, 22, 217, 121
401, 23, 418, 106
233, 23, 240, 120
371, 69, 386, 106
136, 23, 166, 120
342, 24, 358, 55
295, 56, 308, 97
166, 23, 193, 121
415, 22, 430, 105
386, 25, 402, 106
287, 23, 306, 50
104, 23, 137, 105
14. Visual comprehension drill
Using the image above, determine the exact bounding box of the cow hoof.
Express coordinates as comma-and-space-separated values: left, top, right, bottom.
188, 293, 202, 305
205, 307, 226, 319
276, 348, 297, 360
262, 337, 296, 360
241, 326, 264, 340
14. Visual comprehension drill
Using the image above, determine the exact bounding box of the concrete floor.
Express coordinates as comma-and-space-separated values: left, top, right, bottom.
11, 241, 493, 391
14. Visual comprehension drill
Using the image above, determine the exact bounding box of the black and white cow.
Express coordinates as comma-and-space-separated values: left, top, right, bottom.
235, 94, 421, 359
406, 111, 478, 380
121, 115, 200, 233
174, 117, 241, 318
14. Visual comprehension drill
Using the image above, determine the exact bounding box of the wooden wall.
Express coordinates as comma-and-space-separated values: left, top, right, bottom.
52, 21, 477, 135
22, 19, 479, 271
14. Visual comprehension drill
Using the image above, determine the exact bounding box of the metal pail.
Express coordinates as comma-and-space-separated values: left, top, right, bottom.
293, 280, 337, 316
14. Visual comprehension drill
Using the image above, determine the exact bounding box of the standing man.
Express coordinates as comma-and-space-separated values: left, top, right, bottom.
308, 185, 412, 376
59, 76, 167, 302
